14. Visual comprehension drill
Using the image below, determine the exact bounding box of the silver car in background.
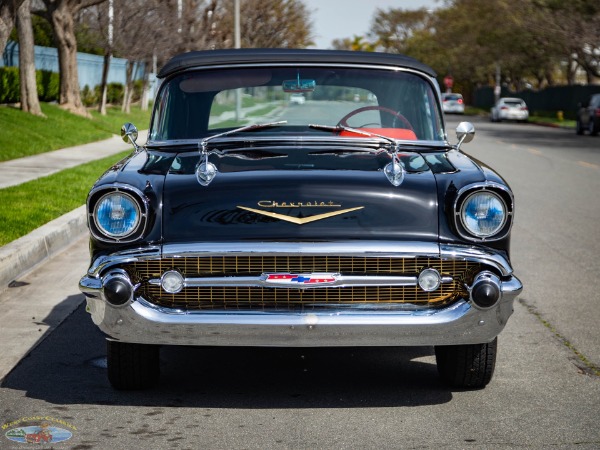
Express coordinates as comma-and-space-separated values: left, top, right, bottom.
441, 93, 465, 114
490, 97, 529, 122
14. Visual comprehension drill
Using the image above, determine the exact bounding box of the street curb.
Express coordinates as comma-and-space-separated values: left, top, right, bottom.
0, 206, 87, 291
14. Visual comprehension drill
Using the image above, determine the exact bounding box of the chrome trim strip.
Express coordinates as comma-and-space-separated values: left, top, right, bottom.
87, 246, 161, 277
148, 274, 455, 289
148, 136, 449, 149
85, 242, 516, 279
440, 244, 513, 276
161, 241, 441, 258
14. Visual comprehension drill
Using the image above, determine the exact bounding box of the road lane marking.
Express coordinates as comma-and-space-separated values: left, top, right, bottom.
577, 161, 599, 170
527, 147, 543, 156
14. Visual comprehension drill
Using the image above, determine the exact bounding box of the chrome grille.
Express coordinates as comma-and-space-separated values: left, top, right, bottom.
124, 256, 480, 311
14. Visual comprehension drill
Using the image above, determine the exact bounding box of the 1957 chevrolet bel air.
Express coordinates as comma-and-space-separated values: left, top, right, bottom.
80, 48, 522, 390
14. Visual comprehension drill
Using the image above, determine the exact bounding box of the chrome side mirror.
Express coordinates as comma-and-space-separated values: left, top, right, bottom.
455, 121, 475, 150
121, 122, 140, 152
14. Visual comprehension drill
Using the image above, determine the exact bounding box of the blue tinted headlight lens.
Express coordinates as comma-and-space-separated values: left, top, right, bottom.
94, 192, 140, 238
460, 191, 506, 238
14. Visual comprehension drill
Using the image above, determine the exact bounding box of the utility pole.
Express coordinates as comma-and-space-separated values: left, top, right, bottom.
178, 0, 182, 34
234, 0, 242, 122
234, 0, 241, 48
494, 63, 501, 104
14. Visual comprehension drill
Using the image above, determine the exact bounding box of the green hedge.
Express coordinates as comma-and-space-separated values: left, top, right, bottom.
0, 66, 59, 103
36, 69, 59, 101
81, 82, 142, 107
1, 66, 144, 106
0, 67, 20, 103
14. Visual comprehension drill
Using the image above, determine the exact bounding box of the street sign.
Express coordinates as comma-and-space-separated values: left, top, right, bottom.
443, 75, 454, 89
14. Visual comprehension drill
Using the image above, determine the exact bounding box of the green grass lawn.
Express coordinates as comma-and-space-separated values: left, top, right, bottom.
0, 102, 151, 162
0, 150, 130, 246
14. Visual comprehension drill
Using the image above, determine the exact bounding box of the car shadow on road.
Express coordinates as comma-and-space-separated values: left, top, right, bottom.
2, 301, 455, 408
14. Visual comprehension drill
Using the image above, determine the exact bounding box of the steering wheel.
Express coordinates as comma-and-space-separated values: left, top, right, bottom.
338, 106, 414, 131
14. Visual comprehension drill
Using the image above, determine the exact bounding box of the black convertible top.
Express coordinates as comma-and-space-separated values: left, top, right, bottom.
158, 48, 437, 79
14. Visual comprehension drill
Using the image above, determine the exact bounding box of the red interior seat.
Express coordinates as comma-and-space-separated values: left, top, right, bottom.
339, 128, 417, 140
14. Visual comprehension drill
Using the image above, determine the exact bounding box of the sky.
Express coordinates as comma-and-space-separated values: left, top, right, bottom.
301, 0, 440, 49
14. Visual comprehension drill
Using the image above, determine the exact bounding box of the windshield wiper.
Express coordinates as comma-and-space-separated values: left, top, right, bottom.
196, 121, 287, 186
200, 120, 288, 149
309, 123, 452, 150
309, 123, 396, 145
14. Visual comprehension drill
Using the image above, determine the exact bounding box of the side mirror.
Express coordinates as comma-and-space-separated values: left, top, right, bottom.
455, 122, 475, 150
121, 122, 140, 152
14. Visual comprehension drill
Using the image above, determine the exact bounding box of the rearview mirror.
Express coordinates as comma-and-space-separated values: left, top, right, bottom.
282, 78, 316, 93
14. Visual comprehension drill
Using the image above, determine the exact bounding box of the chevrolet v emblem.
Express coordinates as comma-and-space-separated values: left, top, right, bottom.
237, 205, 364, 225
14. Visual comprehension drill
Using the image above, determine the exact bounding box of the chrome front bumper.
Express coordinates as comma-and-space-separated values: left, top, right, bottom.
79, 241, 522, 347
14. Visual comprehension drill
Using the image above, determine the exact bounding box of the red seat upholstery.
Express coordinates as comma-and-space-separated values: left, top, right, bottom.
339, 128, 417, 140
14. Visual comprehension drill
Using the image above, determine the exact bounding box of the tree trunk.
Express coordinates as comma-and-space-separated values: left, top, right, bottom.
0, 1, 25, 55
0, 2, 14, 55
140, 70, 149, 112
16, 0, 43, 116
121, 59, 135, 114
98, 50, 110, 115
48, 0, 90, 117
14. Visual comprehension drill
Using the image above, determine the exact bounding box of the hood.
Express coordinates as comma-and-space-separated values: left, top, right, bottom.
162, 152, 439, 243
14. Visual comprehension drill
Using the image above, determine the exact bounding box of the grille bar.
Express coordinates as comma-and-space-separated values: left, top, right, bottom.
125, 256, 480, 311
148, 274, 453, 289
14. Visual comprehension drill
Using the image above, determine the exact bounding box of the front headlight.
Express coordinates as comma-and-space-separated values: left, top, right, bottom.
452, 183, 514, 242
88, 185, 149, 242
460, 191, 506, 238
94, 192, 141, 238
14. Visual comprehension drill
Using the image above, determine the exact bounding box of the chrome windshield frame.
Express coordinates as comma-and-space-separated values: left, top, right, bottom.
148, 62, 447, 148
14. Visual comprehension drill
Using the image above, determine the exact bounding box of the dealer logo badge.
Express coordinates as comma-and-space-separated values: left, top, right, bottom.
238, 200, 363, 225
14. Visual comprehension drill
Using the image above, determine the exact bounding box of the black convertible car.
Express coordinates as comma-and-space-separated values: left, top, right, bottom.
80, 49, 522, 390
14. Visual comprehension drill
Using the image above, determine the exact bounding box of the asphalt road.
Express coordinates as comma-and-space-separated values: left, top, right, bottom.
0, 117, 599, 449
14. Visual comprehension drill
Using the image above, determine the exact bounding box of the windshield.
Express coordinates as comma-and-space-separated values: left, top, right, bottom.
150, 66, 444, 143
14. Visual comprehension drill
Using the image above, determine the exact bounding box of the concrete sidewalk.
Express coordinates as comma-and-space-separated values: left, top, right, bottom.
0, 130, 147, 189
0, 131, 147, 290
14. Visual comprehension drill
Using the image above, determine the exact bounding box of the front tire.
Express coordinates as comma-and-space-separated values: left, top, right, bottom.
589, 120, 598, 136
107, 340, 160, 390
435, 338, 497, 389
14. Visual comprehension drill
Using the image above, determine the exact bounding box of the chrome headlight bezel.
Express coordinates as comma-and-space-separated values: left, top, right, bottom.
453, 182, 514, 242
88, 184, 149, 243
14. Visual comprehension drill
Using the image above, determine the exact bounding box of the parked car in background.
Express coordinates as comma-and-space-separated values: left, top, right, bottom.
490, 97, 529, 122
80, 48, 522, 391
289, 93, 306, 105
441, 93, 465, 114
576, 94, 600, 136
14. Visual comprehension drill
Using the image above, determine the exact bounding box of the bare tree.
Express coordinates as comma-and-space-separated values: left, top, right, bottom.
76, 0, 112, 113
215, 0, 313, 49
79, 0, 181, 113
0, 0, 25, 54
34, 0, 106, 117
16, 0, 43, 115
114, 0, 171, 113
